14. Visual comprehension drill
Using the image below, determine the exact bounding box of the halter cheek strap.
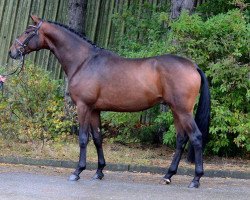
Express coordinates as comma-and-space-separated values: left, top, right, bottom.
15, 21, 43, 53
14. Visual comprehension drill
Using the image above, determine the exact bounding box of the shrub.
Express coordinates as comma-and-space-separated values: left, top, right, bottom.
101, 110, 160, 144
0, 63, 76, 143
108, 8, 250, 156
168, 10, 249, 155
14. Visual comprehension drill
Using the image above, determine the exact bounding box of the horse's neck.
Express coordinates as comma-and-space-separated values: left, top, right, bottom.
43, 25, 94, 78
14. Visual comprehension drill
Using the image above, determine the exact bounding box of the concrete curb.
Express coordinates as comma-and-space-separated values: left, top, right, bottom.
0, 156, 249, 179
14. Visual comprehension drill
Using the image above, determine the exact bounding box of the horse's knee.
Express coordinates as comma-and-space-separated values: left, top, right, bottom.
79, 134, 88, 148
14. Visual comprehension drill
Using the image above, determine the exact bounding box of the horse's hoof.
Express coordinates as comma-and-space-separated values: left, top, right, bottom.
68, 174, 80, 181
92, 172, 104, 180
160, 178, 171, 185
188, 181, 200, 188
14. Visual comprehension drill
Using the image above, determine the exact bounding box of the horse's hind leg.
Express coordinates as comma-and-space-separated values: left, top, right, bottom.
187, 121, 204, 188
90, 111, 106, 180
161, 116, 189, 184
177, 112, 204, 188
162, 134, 188, 184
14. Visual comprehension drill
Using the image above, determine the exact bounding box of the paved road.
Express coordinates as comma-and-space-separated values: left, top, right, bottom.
0, 164, 249, 200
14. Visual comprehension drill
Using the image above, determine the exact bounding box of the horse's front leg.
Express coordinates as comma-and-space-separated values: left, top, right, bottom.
69, 104, 91, 181
90, 111, 106, 180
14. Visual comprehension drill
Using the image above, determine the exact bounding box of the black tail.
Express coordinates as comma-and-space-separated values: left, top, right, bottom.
187, 67, 211, 163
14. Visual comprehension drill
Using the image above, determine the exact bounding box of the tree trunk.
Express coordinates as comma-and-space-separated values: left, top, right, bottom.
68, 0, 88, 34
171, 0, 195, 19
66, 0, 88, 134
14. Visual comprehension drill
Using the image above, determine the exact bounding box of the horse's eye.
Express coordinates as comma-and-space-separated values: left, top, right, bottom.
25, 31, 29, 34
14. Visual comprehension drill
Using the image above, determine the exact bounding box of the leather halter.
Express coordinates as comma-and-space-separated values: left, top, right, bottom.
15, 21, 43, 54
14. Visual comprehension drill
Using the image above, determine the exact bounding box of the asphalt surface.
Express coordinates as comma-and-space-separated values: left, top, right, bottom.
0, 164, 249, 200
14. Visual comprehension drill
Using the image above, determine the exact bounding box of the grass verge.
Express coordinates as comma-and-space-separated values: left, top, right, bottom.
0, 138, 249, 173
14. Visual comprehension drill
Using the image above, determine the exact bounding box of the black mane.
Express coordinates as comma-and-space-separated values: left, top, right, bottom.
48, 21, 100, 48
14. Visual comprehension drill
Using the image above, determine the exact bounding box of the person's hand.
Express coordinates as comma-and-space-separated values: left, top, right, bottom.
0, 75, 6, 83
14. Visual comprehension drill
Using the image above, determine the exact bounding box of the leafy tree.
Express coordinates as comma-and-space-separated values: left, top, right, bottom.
196, 0, 249, 18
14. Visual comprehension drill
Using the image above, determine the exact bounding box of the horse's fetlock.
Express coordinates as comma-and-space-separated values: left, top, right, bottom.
98, 162, 106, 169
167, 167, 177, 175
195, 169, 204, 177
78, 165, 86, 171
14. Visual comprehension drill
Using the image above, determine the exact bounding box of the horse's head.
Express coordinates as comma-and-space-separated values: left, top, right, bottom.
9, 15, 44, 59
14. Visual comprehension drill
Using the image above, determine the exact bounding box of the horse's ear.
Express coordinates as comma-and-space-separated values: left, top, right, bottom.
30, 15, 41, 24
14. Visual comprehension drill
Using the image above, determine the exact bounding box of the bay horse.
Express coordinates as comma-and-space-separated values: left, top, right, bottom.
9, 15, 210, 188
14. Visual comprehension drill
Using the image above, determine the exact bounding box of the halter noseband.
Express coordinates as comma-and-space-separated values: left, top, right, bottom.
15, 21, 43, 54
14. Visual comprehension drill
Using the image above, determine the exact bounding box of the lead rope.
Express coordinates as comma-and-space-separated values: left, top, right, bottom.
0, 53, 25, 97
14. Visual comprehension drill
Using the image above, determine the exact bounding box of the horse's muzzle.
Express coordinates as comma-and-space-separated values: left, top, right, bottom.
9, 50, 21, 60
